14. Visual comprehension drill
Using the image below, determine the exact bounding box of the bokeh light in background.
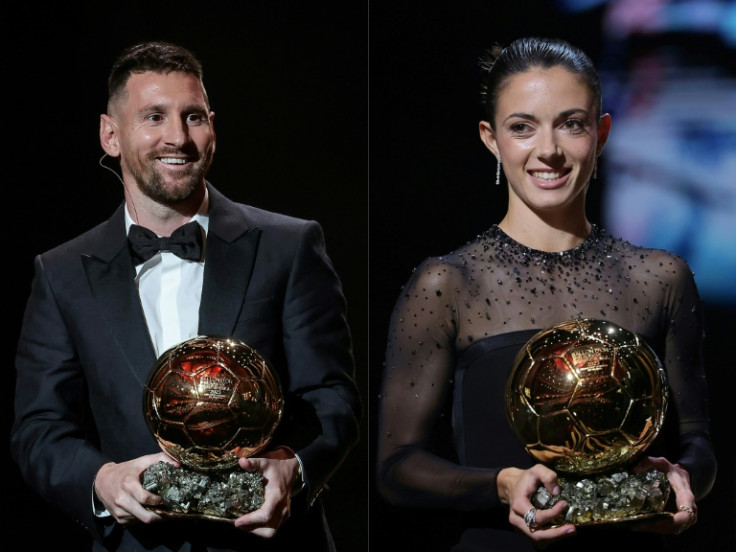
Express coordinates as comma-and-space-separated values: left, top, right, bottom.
559, 0, 736, 304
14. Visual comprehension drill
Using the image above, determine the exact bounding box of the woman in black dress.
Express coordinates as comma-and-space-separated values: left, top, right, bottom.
375, 36, 716, 552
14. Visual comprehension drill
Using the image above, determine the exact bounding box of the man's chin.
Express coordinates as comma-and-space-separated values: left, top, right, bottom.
137, 178, 203, 205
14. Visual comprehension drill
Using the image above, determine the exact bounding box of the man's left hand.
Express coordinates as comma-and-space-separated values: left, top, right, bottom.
233, 447, 301, 538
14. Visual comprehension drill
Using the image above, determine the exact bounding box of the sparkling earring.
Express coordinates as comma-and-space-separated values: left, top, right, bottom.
496, 156, 502, 186
593, 158, 598, 180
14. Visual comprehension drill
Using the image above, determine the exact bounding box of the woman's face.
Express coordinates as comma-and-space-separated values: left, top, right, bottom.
480, 66, 610, 216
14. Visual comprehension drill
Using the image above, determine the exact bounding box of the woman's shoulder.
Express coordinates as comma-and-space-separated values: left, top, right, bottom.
600, 228, 694, 283
402, 236, 487, 290
602, 228, 687, 262
420, 231, 495, 266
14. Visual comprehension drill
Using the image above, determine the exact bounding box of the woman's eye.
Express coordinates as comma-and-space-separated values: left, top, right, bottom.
510, 123, 531, 133
563, 119, 585, 131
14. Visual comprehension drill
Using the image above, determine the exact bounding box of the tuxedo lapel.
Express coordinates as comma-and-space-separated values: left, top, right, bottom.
83, 206, 157, 386
80, 186, 260, 383
199, 184, 262, 336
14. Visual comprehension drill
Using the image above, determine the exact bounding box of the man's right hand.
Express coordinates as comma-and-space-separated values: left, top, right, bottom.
94, 452, 179, 525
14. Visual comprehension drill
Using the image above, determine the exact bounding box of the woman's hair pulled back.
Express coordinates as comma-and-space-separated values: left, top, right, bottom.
479, 36, 601, 128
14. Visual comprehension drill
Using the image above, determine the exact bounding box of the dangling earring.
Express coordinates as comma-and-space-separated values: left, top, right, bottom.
496, 156, 502, 186
593, 158, 598, 180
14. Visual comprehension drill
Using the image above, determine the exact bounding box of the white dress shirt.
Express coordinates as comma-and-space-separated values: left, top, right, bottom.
124, 208, 209, 358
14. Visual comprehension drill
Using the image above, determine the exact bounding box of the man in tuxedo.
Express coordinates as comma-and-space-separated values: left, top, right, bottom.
10, 41, 361, 551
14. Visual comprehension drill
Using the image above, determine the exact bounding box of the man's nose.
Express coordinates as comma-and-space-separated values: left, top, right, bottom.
164, 118, 190, 147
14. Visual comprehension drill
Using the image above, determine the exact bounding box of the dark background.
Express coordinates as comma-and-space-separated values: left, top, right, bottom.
7, 3, 367, 551
369, 1, 735, 551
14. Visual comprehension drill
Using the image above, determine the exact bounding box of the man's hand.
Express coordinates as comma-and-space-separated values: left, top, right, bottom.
233, 447, 302, 538
94, 452, 179, 525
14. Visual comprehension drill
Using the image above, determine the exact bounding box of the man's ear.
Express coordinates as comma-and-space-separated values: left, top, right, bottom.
210, 111, 216, 156
478, 120, 499, 158
99, 114, 120, 157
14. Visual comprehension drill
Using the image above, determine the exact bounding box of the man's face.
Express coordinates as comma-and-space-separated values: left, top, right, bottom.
110, 71, 215, 205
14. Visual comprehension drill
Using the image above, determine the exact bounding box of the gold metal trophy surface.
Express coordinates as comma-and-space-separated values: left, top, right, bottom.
506, 318, 672, 525
142, 336, 283, 522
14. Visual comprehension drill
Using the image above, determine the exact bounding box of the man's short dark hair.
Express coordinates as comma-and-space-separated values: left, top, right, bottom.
107, 41, 207, 109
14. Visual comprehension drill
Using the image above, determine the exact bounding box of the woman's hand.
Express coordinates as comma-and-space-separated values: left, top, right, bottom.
628, 456, 698, 534
498, 464, 576, 545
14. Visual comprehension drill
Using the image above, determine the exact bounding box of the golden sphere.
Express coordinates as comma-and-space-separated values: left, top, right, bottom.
143, 336, 283, 471
506, 319, 668, 475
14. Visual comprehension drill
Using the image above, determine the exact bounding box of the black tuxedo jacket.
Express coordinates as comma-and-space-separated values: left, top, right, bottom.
11, 184, 361, 551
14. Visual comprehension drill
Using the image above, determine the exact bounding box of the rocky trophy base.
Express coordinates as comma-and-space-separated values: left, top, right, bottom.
532, 469, 672, 526
141, 461, 265, 522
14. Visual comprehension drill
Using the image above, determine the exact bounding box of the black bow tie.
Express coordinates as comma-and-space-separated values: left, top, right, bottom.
128, 221, 204, 264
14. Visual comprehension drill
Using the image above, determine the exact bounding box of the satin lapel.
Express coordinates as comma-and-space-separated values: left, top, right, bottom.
198, 226, 262, 337
83, 239, 157, 388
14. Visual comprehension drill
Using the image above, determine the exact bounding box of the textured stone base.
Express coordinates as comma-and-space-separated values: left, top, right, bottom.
532, 469, 671, 525
141, 461, 265, 520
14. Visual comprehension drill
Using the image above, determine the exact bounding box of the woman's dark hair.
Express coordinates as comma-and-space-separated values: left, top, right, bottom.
479, 37, 602, 128
107, 41, 207, 108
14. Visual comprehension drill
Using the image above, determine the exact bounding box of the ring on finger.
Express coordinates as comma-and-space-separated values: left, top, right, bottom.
678, 505, 696, 517
524, 507, 538, 529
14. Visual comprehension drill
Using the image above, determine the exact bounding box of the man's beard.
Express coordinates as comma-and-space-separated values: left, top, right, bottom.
132, 152, 211, 206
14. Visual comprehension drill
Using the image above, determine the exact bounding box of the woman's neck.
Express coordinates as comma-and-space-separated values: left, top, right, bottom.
497, 213, 591, 253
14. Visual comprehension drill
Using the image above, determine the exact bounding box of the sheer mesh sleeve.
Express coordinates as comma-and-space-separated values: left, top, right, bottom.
376, 256, 505, 511
655, 251, 717, 499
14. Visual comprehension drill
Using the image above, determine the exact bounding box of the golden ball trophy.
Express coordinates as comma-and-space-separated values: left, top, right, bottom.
141, 336, 283, 521
506, 318, 673, 525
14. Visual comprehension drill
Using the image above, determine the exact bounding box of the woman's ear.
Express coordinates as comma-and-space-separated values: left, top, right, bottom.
479, 120, 499, 158
596, 113, 612, 156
